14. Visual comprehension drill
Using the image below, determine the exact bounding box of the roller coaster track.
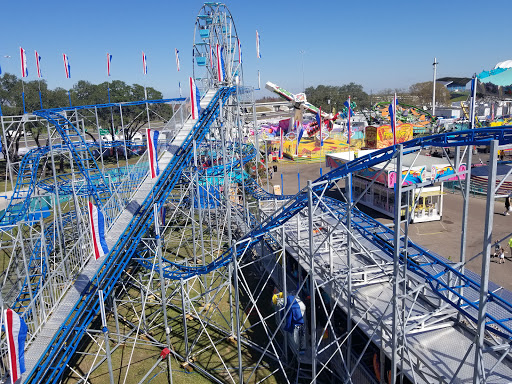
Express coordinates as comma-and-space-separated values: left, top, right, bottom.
153, 127, 512, 342
0, 141, 141, 226
23, 86, 235, 383
32, 111, 112, 208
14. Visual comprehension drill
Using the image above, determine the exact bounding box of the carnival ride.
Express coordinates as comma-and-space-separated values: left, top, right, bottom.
1, 3, 512, 384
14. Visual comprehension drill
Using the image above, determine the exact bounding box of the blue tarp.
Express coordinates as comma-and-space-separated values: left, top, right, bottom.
284, 295, 304, 333
478, 68, 512, 86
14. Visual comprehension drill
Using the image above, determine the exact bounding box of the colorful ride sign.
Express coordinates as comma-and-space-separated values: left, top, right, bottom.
365, 123, 413, 149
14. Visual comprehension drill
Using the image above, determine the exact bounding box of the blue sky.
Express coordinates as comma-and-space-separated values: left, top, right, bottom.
1, 0, 510, 99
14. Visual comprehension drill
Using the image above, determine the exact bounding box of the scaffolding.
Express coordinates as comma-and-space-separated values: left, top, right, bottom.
1, 3, 512, 384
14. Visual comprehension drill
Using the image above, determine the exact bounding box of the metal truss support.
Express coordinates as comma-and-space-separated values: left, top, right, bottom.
474, 140, 498, 383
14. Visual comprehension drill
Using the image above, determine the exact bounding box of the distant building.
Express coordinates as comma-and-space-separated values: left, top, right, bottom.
437, 77, 472, 93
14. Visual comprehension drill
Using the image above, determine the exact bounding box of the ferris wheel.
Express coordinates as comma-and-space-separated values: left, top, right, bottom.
193, 3, 243, 93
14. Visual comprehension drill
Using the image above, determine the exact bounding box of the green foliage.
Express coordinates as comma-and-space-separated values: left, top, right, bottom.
409, 81, 451, 106
0, 73, 166, 116
305, 83, 369, 112
0, 73, 173, 143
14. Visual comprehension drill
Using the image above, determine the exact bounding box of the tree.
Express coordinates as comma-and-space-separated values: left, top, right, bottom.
409, 81, 450, 107
305, 83, 369, 113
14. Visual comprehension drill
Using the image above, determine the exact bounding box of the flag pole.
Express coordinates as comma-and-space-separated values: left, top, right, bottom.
35, 51, 43, 109
142, 52, 150, 129
21, 79, 26, 114
37, 80, 43, 109
393, 93, 397, 145
20, 47, 27, 114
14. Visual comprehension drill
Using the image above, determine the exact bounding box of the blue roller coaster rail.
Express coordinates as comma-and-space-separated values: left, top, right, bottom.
32, 110, 112, 208
148, 126, 512, 343
24, 87, 235, 383
0, 140, 143, 226
20, 84, 512, 382
37, 97, 186, 114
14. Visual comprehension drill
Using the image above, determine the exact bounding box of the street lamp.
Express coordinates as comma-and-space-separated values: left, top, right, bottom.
432, 57, 438, 116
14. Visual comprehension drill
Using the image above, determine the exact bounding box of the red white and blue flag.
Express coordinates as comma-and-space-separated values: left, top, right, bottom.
146, 128, 160, 179
279, 128, 284, 159
159, 206, 166, 227
216, 44, 224, 82
189, 77, 201, 120
344, 97, 352, 145
256, 30, 261, 58
388, 94, 398, 145
175, 49, 180, 72
316, 107, 323, 147
4, 308, 28, 384
88, 201, 109, 260
107, 53, 112, 77
20, 47, 28, 78
63, 54, 71, 78
35, 50, 42, 78
295, 121, 304, 156
142, 51, 147, 75
238, 38, 242, 64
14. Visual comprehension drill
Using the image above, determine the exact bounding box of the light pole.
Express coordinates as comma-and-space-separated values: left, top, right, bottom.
299, 50, 305, 93
432, 57, 438, 116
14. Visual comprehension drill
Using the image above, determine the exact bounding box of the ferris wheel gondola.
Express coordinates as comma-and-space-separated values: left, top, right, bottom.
193, 3, 243, 94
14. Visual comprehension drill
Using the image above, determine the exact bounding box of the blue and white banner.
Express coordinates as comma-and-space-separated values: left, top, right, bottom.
88, 201, 109, 260
189, 76, 201, 120
4, 309, 27, 384
146, 128, 160, 179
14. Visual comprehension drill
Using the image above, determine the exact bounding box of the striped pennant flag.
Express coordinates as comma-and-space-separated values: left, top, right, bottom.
3, 309, 27, 384
216, 44, 224, 82
238, 38, 242, 64
63, 54, 71, 78
142, 51, 147, 75
88, 201, 109, 260
35, 50, 42, 78
388, 94, 398, 145
146, 128, 160, 179
20, 47, 28, 78
344, 97, 351, 145
175, 48, 180, 72
256, 30, 261, 58
189, 77, 201, 120
107, 53, 112, 76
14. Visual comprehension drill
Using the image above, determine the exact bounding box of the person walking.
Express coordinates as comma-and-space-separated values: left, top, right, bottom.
505, 196, 511, 216
499, 247, 506, 264
509, 237, 512, 258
